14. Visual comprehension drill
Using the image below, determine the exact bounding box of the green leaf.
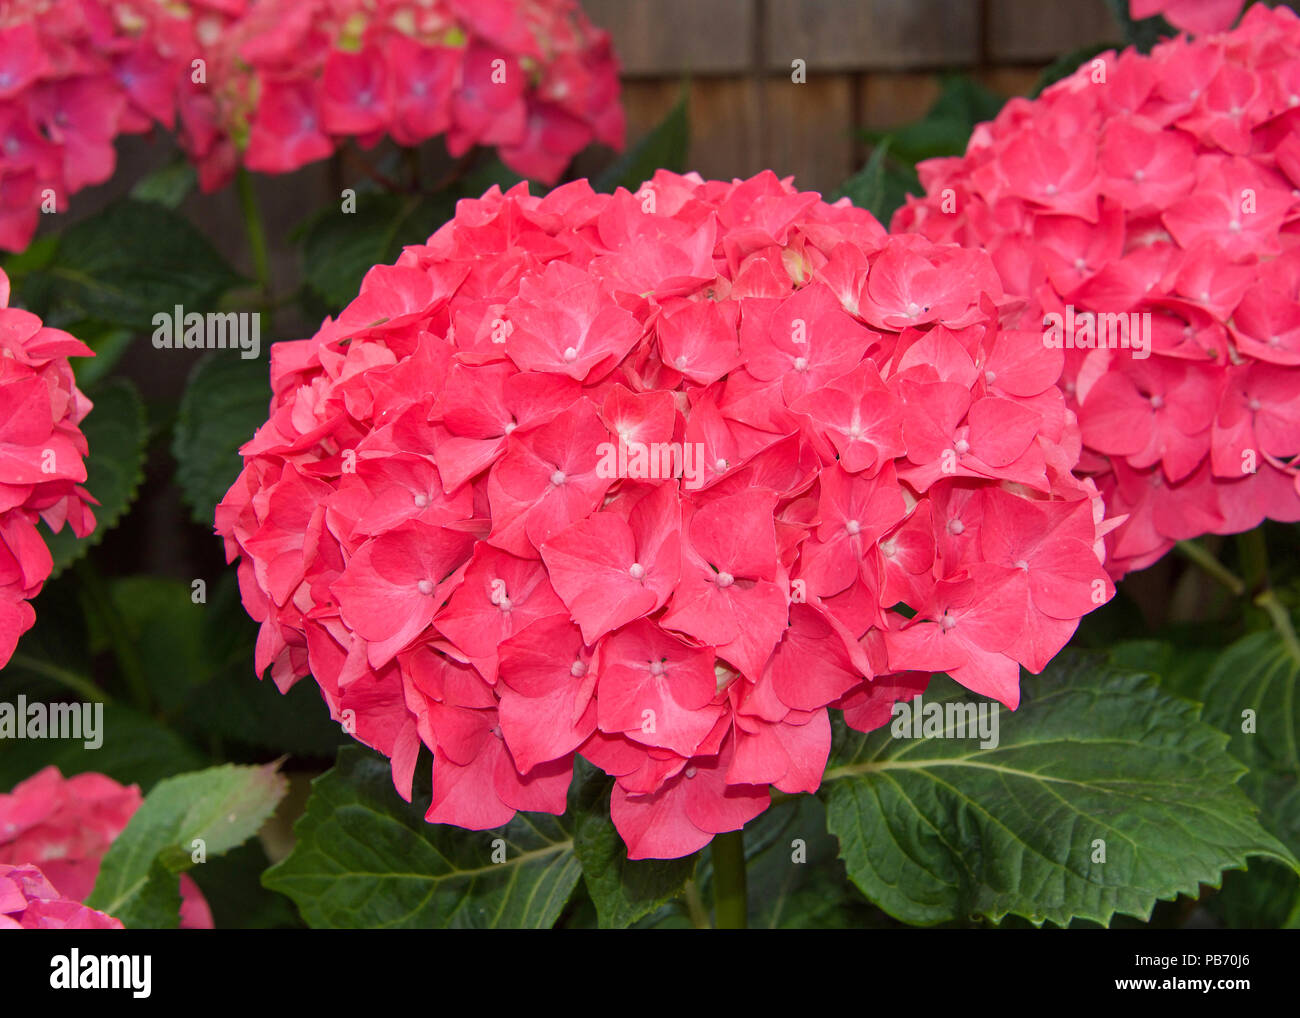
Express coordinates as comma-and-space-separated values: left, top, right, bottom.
1108, 638, 1173, 675
103, 572, 348, 757
108, 577, 208, 714
594, 92, 689, 194
131, 161, 197, 210
1109, 638, 1219, 703
571, 765, 696, 928
183, 670, 351, 758
864, 117, 967, 162
1193, 625, 1300, 926
0, 574, 91, 698
43, 378, 147, 577
71, 322, 135, 388
2, 234, 59, 279
655, 795, 882, 929
832, 141, 919, 225
185, 578, 346, 757
834, 141, 888, 209
820, 652, 1297, 927
187, 841, 303, 929
1103, 0, 1175, 52
300, 191, 454, 310
172, 353, 269, 526
1199, 630, 1300, 855
862, 75, 1004, 165
263, 746, 581, 928
742, 795, 880, 928
1208, 860, 1300, 929
23, 199, 242, 329
927, 74, 1006, 128
843, 74, 999, 227
113, 860, 184, 929
87, 763, 287, 928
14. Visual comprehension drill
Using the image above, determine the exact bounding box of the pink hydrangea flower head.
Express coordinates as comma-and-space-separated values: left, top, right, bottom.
0, 1, 616, 247
217, 169, 1115, 859
0, 268, 97, 666
894, 4, 1300, 578
0, 862, 123, 929
1130, 0, 1243, 36
0, 1, 214, 251
0, 767, 213, 928
180, 0, 625, 191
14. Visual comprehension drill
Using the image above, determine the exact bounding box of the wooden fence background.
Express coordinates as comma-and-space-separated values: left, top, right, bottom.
575, 0, 1120, 194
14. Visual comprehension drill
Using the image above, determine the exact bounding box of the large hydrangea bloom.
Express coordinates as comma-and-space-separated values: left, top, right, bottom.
0, 268, 96, 667
0, 0, 218, 252
0, 863, 122, 929
0, 767, 213, 928
895, 4, 1300, 577
179, 0, 625, 191
217, 170, 1115, 859
0, 1, 623, 252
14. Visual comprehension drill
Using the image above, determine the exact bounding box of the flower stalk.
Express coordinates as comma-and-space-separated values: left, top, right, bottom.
711, 829, 748, 929
1256, 589, 1300, 666
236, 168, 271, 315
1174, 539, 1246, 596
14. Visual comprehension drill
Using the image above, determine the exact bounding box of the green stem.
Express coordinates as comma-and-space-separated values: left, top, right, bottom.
1236, 527, 1270, 596
236, 168, 271, 309
711, 829, 748, 929
1236, 528, 1272, 632
683, 877, 711, 929
404, 146, 421, 191
1174, 540, 1245, 597
1256, 589, 1300, 666
7, 654, 111, 704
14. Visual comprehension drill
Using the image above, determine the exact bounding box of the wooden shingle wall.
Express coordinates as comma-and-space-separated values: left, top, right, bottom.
578, 0, 1118, 195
